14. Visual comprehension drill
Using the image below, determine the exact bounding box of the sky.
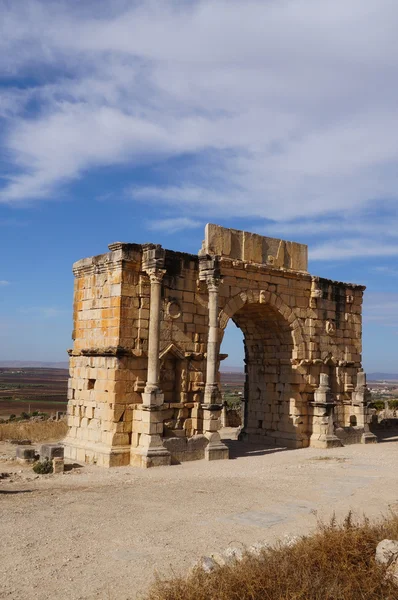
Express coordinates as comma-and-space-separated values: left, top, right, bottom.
0, 0, 398, 373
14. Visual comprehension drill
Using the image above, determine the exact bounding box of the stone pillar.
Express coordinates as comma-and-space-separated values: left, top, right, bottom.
353, 371, 377, 444
310, 373, 342, 448
221, 403, 228, 428
204, 277, 221, 405
131, 246, 171, 468
199, 255, 229, 461
142, 268, 166, 407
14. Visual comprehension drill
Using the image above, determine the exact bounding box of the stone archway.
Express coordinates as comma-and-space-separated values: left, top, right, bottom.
219, 297, 309, 449
64, 223, 377, 468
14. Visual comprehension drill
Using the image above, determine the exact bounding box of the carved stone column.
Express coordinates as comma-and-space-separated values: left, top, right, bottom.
310, 373, 342, 448
204, 276, 221, 404
131, 245, 171, 468
142, 267, 166, 407
353, 371, 377, 444
199, 254, 229, 461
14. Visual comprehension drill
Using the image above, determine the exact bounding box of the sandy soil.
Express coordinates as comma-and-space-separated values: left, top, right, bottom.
1, 430, 398, 600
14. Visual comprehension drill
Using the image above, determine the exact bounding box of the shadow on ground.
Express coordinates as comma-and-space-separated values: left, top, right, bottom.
371, 425, 398, 444
0, 489, 32, 495
223, 439, 289, 459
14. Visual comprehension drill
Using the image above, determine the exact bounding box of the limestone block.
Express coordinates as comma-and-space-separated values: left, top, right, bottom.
16, 446, 36, 464
52, 458, 64, 474
40, 444, 64, 461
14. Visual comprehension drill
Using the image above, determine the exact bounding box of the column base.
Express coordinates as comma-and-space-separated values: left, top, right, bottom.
130, 433, 171, 468
205, 442, 229, 461
203, 384, 221, 405
131, 446, 171, 468
361, 431, 378, 444
204, 432, 229, 461
142, 388, 164, 407
309, 433, 343, 449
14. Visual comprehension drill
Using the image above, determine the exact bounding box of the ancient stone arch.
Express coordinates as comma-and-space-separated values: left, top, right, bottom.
64, 224, 376, 468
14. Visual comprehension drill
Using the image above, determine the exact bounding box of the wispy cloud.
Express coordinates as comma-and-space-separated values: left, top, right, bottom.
372, 266, 398, 277
363, 293, 398, 328
310, 241, 398, 261
18, 307, 68, 318
0, 0, 397, 257
0, 280, 10, 286
146, 217, 201, 234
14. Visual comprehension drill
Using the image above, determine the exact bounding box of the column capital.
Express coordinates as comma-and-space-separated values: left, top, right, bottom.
146, 268, 166, 284
206, 275, 221, 293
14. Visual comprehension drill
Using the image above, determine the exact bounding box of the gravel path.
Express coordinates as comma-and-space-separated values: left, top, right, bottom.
1, 431, 398, 600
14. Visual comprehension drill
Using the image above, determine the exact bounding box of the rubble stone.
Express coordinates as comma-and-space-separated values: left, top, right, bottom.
16, 446, 36, 464
52, 458, 64, 474
375, 539, 398, 565
40, 444, 64, 461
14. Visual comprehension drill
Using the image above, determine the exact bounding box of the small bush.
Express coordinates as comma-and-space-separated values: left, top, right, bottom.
9, 414, 16, 421
20, 411, 31, 420
371, 400, 385, 411
33, 459, 53, 474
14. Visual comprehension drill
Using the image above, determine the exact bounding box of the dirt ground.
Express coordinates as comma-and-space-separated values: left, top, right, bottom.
1, 430, 398, 600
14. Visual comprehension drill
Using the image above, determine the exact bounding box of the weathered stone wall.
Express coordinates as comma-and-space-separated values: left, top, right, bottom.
64, 224, 375, 467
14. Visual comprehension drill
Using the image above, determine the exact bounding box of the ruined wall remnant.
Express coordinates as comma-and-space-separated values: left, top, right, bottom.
64, 224, 376, 468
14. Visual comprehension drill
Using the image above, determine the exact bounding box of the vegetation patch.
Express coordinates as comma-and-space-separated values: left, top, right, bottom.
33, 459, 53, 474
146, 513, 398, 600
0, 420, 67, 442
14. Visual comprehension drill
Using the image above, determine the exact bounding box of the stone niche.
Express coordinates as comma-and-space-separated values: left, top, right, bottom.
63, 224, 376, 468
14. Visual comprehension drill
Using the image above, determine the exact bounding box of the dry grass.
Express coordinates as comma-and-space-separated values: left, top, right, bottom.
147, 513, 398, 600
0, 420, 67, 443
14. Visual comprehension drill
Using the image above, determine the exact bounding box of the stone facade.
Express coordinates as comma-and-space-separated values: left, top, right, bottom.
64, 224, 376, 467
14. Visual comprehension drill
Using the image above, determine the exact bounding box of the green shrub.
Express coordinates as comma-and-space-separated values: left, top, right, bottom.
32, 459, 53, 474
371, 400, 385, 411
20, 411, 31, 420
9, 414, 16, 421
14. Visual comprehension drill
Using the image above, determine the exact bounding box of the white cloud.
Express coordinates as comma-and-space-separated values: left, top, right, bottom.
147, 217, 202, 234
372, 266, 398, 277
18, 306, 67, 318
310, 241, 398, 261
363, 293, 398, 328
0, 280, 10, 286
0, 0, 398, 244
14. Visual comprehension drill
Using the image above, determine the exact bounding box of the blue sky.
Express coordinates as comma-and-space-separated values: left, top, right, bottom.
1, 0, 398, 372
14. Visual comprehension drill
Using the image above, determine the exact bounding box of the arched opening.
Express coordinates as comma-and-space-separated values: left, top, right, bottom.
220, 301, 309, 449
219, 320, 245, 435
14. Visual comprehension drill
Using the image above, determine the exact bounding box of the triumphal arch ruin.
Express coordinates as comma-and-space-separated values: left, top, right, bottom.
64, 224, 376, 467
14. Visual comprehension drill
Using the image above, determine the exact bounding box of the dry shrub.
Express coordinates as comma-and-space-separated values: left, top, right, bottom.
147, 513, 398, 600
0, 420, 67, 443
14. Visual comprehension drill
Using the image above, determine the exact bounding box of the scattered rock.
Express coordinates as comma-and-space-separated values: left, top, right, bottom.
209, 552, 226, 567
196, 556, 219, 573
375, 539, 398, 565
248, 541, 269, 555
16, 446, 36, 464
223, 547, 244, 563
281, 534, 300, 548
